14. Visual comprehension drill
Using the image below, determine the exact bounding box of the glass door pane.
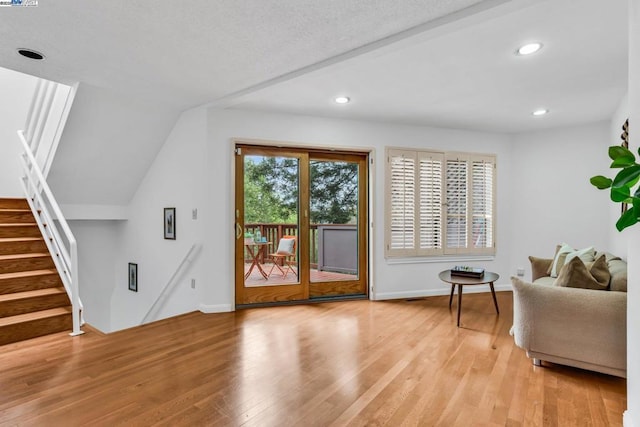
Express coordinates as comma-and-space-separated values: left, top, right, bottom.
308, 154, 367, 298
243, 154, 300, 288
235, 146, 308, 306
309, 159, 359, 282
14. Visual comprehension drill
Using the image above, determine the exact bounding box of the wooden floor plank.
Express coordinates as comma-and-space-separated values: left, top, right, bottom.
0, 292, 626, 426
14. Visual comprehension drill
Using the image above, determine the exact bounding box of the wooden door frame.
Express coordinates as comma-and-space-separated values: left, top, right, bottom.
233, 140, 372, 306
234, 145, 309, 305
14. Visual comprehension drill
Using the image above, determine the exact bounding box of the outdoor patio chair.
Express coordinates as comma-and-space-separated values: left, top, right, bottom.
268, 235, 298, 279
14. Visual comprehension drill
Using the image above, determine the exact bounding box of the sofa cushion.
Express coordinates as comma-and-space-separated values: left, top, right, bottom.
529, 256, 553, 282
533, 276, 555, 286
608, 258, 628, 292
548, 244, 595, 278
554, 255, 610, 290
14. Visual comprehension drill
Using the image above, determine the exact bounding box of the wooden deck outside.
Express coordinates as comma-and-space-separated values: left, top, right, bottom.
244, 262, 356, 287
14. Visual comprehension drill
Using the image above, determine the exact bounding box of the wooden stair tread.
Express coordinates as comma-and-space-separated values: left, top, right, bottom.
0, 253, 50, 261
0, 269, 58, 280
0, 306, 71, 327
0, 200, 70, 343
0, 237, 43, 243
0, 287, 66, 303
0, 198, 29, 208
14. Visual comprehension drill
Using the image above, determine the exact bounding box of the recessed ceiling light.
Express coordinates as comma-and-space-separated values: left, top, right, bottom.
532, 108, 549, 116
17, 48, 45, 60
516, 42, 543, 56
334, 96, 350, 104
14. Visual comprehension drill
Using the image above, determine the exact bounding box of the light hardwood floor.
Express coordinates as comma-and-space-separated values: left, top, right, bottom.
0, 291, 626, 426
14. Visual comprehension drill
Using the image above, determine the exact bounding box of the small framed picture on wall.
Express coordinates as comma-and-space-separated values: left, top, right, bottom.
128, 262, 138, 292
164, 207, 176, 240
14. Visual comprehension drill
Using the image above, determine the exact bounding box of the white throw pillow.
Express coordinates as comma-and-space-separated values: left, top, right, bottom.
276, 238, 295, 254
550, 244, 595, 278
565, 246, 596, 265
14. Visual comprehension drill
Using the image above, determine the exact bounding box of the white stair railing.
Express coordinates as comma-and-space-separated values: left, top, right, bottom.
23, 78, 76, 178
16, 75, 82, 337
141, 243, 201, 325
17, 130, 83, 336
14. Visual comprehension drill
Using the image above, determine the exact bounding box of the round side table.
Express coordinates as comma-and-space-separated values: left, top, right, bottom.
438, 270, 500, 327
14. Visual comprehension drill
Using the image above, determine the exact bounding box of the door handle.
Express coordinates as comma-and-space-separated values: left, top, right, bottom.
235, 223, 242, 239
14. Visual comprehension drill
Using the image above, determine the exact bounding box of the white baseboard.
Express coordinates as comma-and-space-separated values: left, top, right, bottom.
374, 283, 512, 301
624, 410, 636, 427
199, 304, 233, 313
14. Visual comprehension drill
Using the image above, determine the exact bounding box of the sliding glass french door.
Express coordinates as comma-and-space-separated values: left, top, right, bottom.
234, 144, 368, 305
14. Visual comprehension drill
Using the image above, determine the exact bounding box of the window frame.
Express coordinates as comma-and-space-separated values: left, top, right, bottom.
385, 147, 496, 258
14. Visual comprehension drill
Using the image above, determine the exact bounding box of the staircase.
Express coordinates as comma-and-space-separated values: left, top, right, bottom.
0, 198, 71, 346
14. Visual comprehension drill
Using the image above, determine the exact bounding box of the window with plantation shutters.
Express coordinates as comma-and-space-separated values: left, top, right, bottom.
385, 148, 495, 258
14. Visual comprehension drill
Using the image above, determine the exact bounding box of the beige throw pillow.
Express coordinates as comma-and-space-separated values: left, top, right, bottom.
548, 244, 595, 278
553, 255, 610, 290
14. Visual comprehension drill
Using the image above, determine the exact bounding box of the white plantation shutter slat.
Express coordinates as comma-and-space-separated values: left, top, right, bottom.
471, 159, 494, 250
388, 151, 416, 253
445, 157, 467, 252
418, 153, 443, 253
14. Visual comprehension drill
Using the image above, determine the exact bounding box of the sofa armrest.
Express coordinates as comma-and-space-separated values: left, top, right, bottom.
528, 256, 553, 281
511, 277, 626, 371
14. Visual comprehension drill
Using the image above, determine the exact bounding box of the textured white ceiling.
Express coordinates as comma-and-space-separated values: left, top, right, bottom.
0, 0, 628, 135
230, 0, 628, 133
0, 0, 492, 111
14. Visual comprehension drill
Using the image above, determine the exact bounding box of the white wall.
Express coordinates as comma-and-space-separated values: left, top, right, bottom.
109, 106, 207, 332
70, 220, 121, 332
70, 107, 626, 333
203, 108, 515, 307
0, 67, 38, 197
509, 122, 613, 279
625, 1, 639, 425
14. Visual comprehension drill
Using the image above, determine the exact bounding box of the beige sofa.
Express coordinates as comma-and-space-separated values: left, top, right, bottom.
511, 252, 627, 378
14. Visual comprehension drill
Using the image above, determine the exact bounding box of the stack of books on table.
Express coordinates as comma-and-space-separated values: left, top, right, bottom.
451, 266, 485, 278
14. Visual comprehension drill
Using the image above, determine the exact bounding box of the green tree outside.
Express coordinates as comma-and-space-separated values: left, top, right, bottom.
244, 156, 358, 225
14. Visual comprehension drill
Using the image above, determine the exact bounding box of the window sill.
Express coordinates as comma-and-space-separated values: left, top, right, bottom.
385, 255, 495, 265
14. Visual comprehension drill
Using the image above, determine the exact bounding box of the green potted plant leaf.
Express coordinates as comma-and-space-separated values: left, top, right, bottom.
590, 145, 640, 231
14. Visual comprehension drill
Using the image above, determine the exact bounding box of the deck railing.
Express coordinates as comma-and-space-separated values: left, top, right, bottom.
244, 223, 354, 267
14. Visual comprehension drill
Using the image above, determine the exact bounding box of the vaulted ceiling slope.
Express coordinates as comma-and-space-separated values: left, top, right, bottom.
0, 0, 496, 110
46, 84, 180, 205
